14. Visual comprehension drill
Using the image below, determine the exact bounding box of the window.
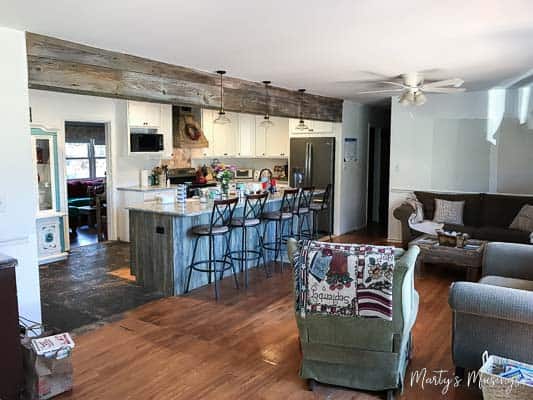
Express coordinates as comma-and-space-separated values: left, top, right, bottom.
65, 139, 106, 180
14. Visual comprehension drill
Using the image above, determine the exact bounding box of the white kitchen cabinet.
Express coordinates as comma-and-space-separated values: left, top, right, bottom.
201, 110, 238, 156
289, 118, 333, 134
200, 109, 215, 157
263, 117, 289, 157
311, 120, 334, 133
236, 114, 256, 156
128, 101, 161, 128
255, 122, 267, 157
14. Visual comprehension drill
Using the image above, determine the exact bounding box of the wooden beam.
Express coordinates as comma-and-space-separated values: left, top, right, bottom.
26, 33, 343, 122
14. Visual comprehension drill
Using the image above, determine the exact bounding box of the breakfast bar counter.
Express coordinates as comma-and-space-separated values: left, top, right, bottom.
128, 193, 292, 296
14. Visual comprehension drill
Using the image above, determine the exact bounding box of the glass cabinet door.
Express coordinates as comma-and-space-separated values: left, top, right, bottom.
35, 137, 54, 212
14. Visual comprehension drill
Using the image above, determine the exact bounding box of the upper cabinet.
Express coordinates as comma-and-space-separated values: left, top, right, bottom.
199, 110, 290, 159
257, 116, 289, 157
128, 101, 161, 128
237, 114, 256, 157
289, 119, 333, 134
201, 109, 238, 157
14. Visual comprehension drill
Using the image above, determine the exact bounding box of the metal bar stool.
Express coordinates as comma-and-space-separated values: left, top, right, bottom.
293, 186, 314, 240
310, 183, 332, 241
228, 192, 269, 287
261, 188, 299, 271
185, 197, 239, 300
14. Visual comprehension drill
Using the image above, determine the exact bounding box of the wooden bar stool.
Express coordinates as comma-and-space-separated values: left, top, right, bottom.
310, 183, 332, 241
261, 188, 299, 271
228, 192, 269, 287
185, 197, 239, 300
293, 186, 314, 240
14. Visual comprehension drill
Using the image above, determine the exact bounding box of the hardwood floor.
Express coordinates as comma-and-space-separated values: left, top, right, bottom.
57, 232, 483, 400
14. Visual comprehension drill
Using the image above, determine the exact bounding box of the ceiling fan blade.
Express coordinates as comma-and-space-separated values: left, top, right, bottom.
381, 81, 408, 88
357, 89, 404, 94
423, 87, 466, 93
422, 78, 464, 88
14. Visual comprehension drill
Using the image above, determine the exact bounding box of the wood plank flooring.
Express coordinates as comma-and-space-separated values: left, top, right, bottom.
57, 231, 483, 399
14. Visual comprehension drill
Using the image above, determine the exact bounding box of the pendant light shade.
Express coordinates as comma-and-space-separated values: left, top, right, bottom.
259, 80, 274, 129
295, 89, 309, 131
214, 70, 231, 125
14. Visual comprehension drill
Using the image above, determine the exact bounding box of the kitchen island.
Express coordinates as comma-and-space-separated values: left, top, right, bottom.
128, 192, 301, 296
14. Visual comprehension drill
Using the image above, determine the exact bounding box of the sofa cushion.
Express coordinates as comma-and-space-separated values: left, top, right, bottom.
481, 193, 533, 228
479, 275, 533, 292
414, 191, 482, 226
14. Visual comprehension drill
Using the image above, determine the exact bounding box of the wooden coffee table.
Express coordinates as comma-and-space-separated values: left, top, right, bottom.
409, 234, 487, 282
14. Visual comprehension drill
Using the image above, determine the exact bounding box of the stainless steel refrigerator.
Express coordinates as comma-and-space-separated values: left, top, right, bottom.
289, 137, 335, 234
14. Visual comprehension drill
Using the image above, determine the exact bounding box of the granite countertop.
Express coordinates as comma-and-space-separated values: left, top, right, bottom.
127, 192, 285, 217
116, 185, 178, 192
127, 188, 324, 217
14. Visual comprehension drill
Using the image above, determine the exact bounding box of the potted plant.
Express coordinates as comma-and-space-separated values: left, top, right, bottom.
212, 163, 236, 197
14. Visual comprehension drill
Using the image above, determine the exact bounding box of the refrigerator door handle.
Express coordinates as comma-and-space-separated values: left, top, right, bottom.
307, 143, 313, 186
304, 142, 310, 186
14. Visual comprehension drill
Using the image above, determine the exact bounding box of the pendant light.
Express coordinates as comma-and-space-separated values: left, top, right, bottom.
259, 80, 274, 129
295, 88, 309, 131
214, 70, 231, 125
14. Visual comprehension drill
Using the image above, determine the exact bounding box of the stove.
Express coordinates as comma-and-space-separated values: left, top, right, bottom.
167, 168, 217, 197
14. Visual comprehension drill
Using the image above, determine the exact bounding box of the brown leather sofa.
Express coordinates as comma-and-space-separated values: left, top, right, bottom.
393, 191, 533, 246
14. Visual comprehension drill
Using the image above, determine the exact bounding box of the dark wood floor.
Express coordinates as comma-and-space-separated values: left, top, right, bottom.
57, 230, 482, 399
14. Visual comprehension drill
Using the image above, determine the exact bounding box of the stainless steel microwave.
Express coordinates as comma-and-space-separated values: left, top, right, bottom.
235, 168, 254, 179
130, 133, 164, 152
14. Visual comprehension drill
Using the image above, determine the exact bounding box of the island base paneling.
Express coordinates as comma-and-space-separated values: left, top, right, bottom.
129, 197, 305, 297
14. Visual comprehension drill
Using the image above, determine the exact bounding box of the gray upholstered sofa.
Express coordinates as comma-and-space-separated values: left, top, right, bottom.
448, 242, 533, 375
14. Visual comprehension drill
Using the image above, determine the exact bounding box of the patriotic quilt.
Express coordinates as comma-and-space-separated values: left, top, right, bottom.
294, 240, 396, 321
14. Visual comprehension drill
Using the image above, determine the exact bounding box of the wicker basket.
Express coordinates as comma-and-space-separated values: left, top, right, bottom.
479, 352, 533, 400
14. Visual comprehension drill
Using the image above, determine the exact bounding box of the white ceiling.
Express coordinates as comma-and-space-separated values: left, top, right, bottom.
2, 0, 533, 103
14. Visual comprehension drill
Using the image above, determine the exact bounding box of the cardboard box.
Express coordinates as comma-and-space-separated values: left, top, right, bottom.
22, 338, 73, 400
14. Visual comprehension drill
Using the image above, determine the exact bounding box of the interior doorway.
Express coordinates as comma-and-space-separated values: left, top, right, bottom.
366, 124, 391, 235
64, 121, 109, 248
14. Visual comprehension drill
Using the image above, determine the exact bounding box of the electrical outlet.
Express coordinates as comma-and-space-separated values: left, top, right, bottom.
0, 194, 6, 213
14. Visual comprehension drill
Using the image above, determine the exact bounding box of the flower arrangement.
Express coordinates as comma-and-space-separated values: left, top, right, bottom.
212, 163, 236, 195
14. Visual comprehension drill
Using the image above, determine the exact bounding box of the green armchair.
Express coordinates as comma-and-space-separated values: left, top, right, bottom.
287, 239, 420, 399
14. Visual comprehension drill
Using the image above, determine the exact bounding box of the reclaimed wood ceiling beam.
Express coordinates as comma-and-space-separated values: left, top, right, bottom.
26, 33, 343, 122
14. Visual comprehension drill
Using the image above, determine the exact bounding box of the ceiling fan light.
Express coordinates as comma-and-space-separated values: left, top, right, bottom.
214, 110, 231, 125
399, 92, 411, 106
414, 92, 427, 106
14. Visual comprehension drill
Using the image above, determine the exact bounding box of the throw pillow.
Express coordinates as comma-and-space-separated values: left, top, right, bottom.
433, 199, 465, 225
509, 204, 533, 232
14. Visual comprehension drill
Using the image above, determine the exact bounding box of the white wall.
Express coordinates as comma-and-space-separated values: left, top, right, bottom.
0, 28, 41, 323
388, 89, 533, 241
29, 90, 172, 241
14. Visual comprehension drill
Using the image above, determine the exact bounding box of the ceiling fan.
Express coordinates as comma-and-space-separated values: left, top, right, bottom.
357, 72, 466, 106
